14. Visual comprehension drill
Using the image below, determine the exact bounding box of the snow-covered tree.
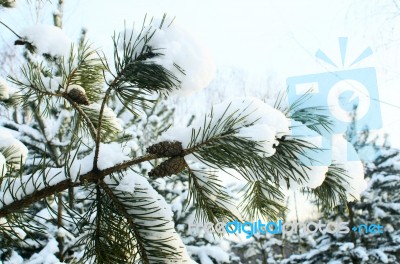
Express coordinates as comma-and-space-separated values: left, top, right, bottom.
280, 128, 400, 264
0, 3, 369, 264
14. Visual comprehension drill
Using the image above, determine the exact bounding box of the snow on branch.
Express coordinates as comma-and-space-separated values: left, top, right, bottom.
119, 15, 215, 97
102, 172, 193, 263
18, 24, 73, 58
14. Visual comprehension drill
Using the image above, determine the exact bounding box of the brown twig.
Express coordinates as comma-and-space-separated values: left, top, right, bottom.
0, 20, 22, 39
0, 153, 158, 217
0, 179, 78, 217
0, 137, 213, 218
93, 87, 112, 170
92, 64, 127, 170
63, 95, 98, 139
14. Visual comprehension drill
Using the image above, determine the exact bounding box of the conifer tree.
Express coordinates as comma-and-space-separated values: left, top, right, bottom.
280, 128, 400, 264
0, 2, 367, 264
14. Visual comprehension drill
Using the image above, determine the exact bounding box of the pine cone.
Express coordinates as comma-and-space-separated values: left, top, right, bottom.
146, 141, 183, 157
148, 156, 187, 178
66, 84, 89, 105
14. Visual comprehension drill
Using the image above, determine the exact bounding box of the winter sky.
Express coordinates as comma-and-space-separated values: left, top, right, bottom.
1, 0, 400, 147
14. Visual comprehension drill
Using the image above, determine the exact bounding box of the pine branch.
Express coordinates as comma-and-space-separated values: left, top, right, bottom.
100, 172, 186, 262
93, 88, 112, 170
0, 179, 76, 217
110, 21, 181, 116
92, 41, 146, 169
77, 184, 138, 263
64, 43, 104, 102
63, 95, 98, 139
91, 18, 184, 170
302, 164, 350, 212
183, 118, 314, 186
186, 166, 237, 224
9, 63, 64, 109
98, 181, 149, 263
0, 147, 205, 217
278, 89, 333, 135
290, 106, 333, 135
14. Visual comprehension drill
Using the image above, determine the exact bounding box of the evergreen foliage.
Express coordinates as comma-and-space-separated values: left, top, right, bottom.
0, 3, 364, 264
279, 129, 400, 264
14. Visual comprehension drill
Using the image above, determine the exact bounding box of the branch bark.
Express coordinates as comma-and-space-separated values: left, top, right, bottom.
0, 137, 214, 218
0, 179, 77, 217
64, 95, 98, 139
0, 153, 159, 217
93, 66, 126, 170
93, 88, 112, 170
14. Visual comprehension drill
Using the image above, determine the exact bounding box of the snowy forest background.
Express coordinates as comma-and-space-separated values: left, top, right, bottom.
0, 0, 400, 263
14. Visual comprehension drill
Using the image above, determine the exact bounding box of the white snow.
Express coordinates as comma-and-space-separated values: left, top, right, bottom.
331, 135, 367, 202
109, 173, 193, 263
13, 227, 27, 240
339, 242, 354, 251
57, 227, 66, 238
0, 153, 7, 176
114, 171, 137, 193
378, 202, 400, 211
26, 238, 60, 264
187, 244, 230, 264
161, 97, 290, 158
122, 17, 215, 96
328, 261, 344, 264
20, 24, 73, 57
286, 121, 331, 189
373, 206, 387, 218
209, 97, 289, 135
0, 128, 28, 170
292, 164, 329, 189
41, 75, 62, 93
0, 78, 10, 100
352, 247, 369, 261
284, 122, 366, 196
161, 124, 192, 148
4, 251, 23, 264
44, 109, 71, 141
96, 143, 129, 170
0, 218, 26, 239
371, 249, 389, 263
0, 127, 16, 140
70, 142, 131, 181
18, 124, 44, 143
280, 132, 367, 200
235, 124, 277, 157
82, 103, 123, 134
0, 168, 65, 208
